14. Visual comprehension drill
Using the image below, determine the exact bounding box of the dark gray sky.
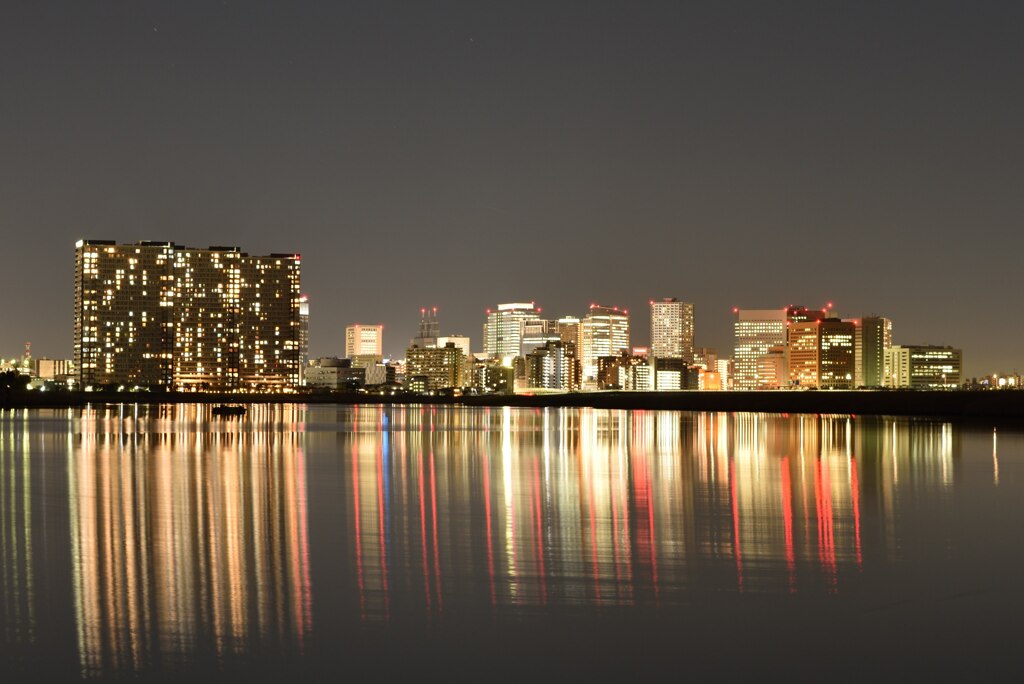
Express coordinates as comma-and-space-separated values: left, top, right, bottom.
2, 1, 1022, 375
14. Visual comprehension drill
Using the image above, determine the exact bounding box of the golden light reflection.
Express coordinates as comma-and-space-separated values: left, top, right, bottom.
67, 405, 311, 678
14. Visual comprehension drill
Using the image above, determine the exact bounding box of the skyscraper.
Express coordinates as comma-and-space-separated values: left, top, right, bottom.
580, 304, 630, 387
483, 302, 541, 358
859, 316, 892, 387
732, 308, 787, 390
74, 240, 301, 390
788, 318, 855, 389
650, 298, 694, 361
345, 324, 383, 358
299, 294, 309, 384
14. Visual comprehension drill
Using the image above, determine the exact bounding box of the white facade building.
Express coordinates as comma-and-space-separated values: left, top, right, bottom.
650, 298, 694, 361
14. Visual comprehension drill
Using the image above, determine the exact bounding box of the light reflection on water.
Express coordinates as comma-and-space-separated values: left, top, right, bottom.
0, 404, 1016, 679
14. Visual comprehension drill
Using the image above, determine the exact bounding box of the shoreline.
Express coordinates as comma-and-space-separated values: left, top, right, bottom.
3, 389, 1024, 422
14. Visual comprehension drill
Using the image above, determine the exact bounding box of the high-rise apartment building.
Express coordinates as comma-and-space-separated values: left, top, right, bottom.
345, 324, 383, 358
299, 295, 310, 384
732, 308, 787, 390
483, 302, 541, 358
524, 341, 579, 391
650, 298, 694, 361
74, 240, 301, 390
580, 304, 630, 387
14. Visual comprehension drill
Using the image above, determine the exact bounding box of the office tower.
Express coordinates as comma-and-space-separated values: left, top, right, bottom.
74, 240, 301, 390
299, 295, 310, 384
525, 341, 578, 391
405, 342, 465, 391
860, 316, 892, 387
732, 308, 787, 390
557, 316, 581, 352
786, 305, 830, 325
755, 346, 788, 389
411, 307, 440, 348
650, 298, 695, 361
653, 357, 697, 391
345, 324, 383, 358
788, 318, 855, 389
884, 345, 962, 389
521, 319, 560, 355
579, 304, 630, 387
483, 302, 541, 358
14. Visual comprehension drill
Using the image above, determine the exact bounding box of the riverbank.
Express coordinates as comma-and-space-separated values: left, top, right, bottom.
3, 389, 1024, 421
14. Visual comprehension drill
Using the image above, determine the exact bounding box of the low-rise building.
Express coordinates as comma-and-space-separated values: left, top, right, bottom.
406, 343, 465, 391
884, 345, 962, 389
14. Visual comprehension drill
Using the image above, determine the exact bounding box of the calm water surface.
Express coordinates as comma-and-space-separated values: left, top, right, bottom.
1, 404, 1022, 680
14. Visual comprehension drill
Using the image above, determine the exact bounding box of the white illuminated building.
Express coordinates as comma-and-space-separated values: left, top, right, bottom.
732, 308, 787, 390
580, 304, 630, 388
650, 297, 694, 361
483, 302, 541, 358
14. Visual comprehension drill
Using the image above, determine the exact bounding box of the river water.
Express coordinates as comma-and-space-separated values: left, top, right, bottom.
1, 404, 1021, 680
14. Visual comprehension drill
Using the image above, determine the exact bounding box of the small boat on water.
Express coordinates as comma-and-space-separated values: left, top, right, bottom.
212, 404, 247, 416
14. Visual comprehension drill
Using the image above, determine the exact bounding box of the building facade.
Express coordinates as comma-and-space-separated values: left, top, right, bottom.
580, 305, 630, 388
650, 298, 694, 361
788, 318, 855, 389
74, 240, 301, 390
345, 324, 383, 358
483, 303, 541, 358
524, 341, 579, 391
732, 309, 787, 390
405, 342, 466, 391
859, 316, 892, 387
884, 345, 962, 389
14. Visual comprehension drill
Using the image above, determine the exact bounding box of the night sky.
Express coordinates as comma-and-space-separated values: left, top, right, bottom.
2, 1, 1022, 375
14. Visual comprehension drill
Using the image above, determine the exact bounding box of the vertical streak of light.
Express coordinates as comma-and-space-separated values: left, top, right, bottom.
729, 458, 743, 593
417, 452, 431, 614
429, 452, 443, 615
815, 457, 837, 592
532, 458, 547, 605
780, 456, 796, 593
351, 442, 365, 621
502, 408, 517, 601
850, 456, 863, 570
482, 452, 496, 608
375, 441, 390, 621
992, 428, 999, 486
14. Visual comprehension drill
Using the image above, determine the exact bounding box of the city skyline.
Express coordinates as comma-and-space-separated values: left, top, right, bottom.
3, 242, 980, 381
2, 2, 1023, 376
